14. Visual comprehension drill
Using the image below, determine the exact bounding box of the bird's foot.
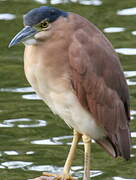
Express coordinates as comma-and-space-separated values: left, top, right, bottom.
43, 172, 76, 180
57, 174, 76, 180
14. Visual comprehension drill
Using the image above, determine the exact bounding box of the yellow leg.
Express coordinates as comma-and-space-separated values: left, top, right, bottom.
43, 130, 81, 180
82, 135, 91, 180
63, 130, 81, 176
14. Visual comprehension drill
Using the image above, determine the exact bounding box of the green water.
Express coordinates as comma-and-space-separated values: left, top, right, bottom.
0, 0, 136, 179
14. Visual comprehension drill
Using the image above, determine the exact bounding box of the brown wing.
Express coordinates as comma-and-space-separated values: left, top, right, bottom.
68, 15, 131, 160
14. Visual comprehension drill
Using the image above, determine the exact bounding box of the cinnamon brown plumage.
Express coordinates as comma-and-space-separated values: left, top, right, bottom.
69, 14, 131, 159
9, 7, 131, 180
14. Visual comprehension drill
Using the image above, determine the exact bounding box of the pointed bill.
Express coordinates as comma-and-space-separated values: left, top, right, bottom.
9, 26, 37, 48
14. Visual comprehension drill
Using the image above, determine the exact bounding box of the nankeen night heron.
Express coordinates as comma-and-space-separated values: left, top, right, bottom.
9, 6, 131, 180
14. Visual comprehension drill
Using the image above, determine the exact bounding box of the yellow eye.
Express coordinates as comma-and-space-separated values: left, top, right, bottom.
40, 20, 49, 29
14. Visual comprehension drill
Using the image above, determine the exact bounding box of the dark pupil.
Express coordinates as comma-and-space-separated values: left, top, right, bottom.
41, 21, 48, 28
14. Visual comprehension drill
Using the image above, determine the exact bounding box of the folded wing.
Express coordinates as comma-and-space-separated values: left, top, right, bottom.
68, 21, 131, 160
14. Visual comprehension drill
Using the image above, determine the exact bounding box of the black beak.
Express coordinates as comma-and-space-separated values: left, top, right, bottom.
9, 26, 37, 48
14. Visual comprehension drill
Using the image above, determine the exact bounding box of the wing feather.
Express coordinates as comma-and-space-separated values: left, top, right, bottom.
68, 17, 131, 159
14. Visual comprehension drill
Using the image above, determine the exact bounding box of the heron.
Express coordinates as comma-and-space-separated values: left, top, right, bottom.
9, 6, 131, 180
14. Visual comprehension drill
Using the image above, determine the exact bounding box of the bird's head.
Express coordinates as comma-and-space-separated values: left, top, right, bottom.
9, 6, 68, 47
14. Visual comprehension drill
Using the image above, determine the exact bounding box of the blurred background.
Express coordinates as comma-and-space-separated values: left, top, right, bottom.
0, 0, 136, 180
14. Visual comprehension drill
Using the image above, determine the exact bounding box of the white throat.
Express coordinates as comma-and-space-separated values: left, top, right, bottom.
23, 38, 37, 46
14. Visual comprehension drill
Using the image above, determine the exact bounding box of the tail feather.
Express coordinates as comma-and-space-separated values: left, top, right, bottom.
96, 137, 116, 158
96, 128, 131, 160
116, 128, 131, 160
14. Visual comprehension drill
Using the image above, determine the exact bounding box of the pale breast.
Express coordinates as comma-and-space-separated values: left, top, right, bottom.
48, 90, 105, 139
24, 47, 105, 140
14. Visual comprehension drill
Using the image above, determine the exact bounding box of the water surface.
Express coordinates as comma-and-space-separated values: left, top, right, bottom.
0, 0, 136, 180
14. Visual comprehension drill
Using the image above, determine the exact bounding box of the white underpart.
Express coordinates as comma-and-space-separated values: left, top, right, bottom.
23, 38, 37, 45
25, 60, 105, 140
45, 90, 105, 139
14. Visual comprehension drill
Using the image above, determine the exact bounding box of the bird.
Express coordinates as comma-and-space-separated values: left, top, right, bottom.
9, 6, 131, 180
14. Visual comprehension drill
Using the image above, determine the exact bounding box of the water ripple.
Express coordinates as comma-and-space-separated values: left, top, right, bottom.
131, 31, 136, 36
131, 110, 136, 115
113, 177, 136, 180
0, 150, 34, 156
124, 71, 136, 86
31, 135, 73, 145
130, 110, 136, 120
1, 161, 33, 169
34, 0, 47, 3
78, 170, 103, 178
4, 151, 19, 155
117, 7, 136, 16
124, 71, 136, 78
103, 27, 126, 33
78, 0, 102, 6
0, 118, 47, 128
33, 0, 102, 6
28, 165, 64, 172
26, 151, 34, 155
31, 135, 95, 145
0, 13, 16, 20
0, 87, 33, 93
22, 94, 41, 100
131, 132, 136, 138
127, 79, 136, 86
115, 48, 136, 55
0, 165, 5, 169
